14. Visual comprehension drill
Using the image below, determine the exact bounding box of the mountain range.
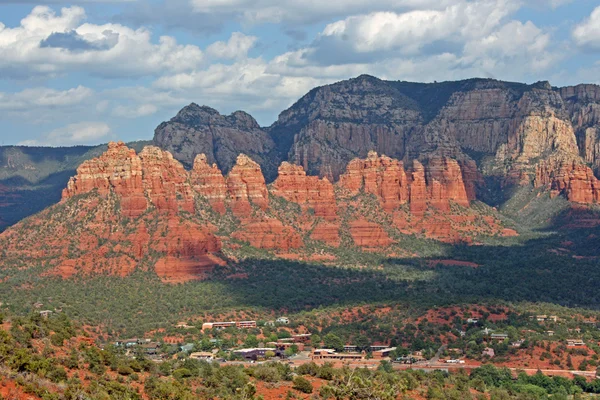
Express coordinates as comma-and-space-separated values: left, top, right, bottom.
1, 75, 600, 283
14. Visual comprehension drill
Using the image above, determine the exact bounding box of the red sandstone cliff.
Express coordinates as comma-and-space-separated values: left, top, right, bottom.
1, 143, 521, 282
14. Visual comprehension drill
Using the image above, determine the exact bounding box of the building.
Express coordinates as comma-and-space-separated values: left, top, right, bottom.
201, 320, 257, 330
189, 352, 214, 360
176, 322, 195, 329
234, 348, 278, 361
311, 349, 364, 361
546, 331, 555, 336
39, 310, 52, 319
276, 317, 290, 325
180, 343, 195, 353
202, 322, 236, 330
567, 339, 585, 347
292, 334, 312, 343
268, 342, 305, 352
490, 333, 509, 341
343, 345, 358, 353
373, 347, 397, 359
236, 321, 257, 329
467, 318, 479, 324
141, 342, 161, 356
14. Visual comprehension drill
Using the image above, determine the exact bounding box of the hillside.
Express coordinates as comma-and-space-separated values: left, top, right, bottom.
0, 141, 151, 232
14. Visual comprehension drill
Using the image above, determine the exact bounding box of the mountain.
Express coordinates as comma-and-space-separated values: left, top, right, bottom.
153, 103, 281, 179
1, 75, 600, 235
154, 75, 600, 207
0, 142, 517, 282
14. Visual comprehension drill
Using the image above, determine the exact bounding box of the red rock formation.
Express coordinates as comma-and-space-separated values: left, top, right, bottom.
272, 162, 337, 220
425, 156, 470, 211
232, 218, 303, 250
191, 154, 228, 214
310, 222, 341, 247
339, 152, 471, 213
62, 141, 147, 217
339, 151, 409, 211
535, 160, 600, 203
349, 219, 394, 247
227, 154, 269, 216
139, 146, 195, 214
409, 160, 427, 216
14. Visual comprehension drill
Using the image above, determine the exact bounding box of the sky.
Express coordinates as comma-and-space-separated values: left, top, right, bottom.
0, 0, 599, 147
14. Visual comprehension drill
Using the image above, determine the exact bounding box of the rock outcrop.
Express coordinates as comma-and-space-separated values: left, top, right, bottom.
272, 162, 337, 219
226, 154, 269, 216
153, 104, 280, 179
338, 152, 471, 213
1, 143, 521, 282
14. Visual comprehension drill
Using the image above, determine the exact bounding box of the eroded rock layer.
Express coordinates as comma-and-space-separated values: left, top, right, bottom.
0, 143, 528, 281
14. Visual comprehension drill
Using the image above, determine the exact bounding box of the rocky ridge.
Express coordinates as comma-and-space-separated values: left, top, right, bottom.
0, 143, 515, 282
153, 76, 600, 207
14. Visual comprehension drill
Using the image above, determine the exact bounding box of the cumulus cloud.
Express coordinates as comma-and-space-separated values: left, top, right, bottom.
112, 103, 158, 118
0, 86, 93, 111
573, 6, 600, 51
206, 32, 257, 60
0, 5, 203, 79
20, 122, 111, 146
189, 0, 460, 25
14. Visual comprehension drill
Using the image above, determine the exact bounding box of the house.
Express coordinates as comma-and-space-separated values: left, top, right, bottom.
343, 345, 358, 353
180, 343, 195, 353
548, 316, 559, 323
467, 318, 479, 324
511, 340, 525, 348
546, 331, 555, 336
33, 302, 43, 309
234, 348, 278, 361
265, 321, 275, 327
373, 347, 397, 359
202, 320, 257, 330
291, 334, 312, 343
176, 322, 195, 329
276, 317, 290, 325
115, 338, 140, 348
189, 352, 214, 360
482, 348, 495, 358
370, 345, 389, 351
39, 310, 52, 319
141, 342, 161, 356
268, 342, 305, 352
202, 322, 236, 330
311, 349, 364, 361
490, 333, 509, 341
567, 339, 585, 347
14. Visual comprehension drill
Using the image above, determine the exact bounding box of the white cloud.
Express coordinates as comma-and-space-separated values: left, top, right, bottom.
314, 0, 520, 57
206, 32, 257, 60
112, 103, 158, 118
189, 0, 460, 25
20, 121, 111, 146
0, 86, 93, 111
0, 5, 203, 79
573, 6, 600, 51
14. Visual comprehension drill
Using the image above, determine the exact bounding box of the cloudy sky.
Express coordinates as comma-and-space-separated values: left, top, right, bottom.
0, 0, 599, 146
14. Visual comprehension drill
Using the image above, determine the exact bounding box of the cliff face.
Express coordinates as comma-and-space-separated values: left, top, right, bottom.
0, 143, 516, 281
266, 76, 600, 205
153, 104, 280, 179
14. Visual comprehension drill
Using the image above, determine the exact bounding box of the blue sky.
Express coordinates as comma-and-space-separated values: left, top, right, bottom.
0, 0, 599, 146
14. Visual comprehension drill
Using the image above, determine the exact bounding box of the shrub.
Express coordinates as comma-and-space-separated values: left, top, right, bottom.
293, 376, 313, 394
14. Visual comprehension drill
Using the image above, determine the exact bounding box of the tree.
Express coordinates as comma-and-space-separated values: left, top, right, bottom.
323, 333, 344, 352
245, 335, 259, 348
292, 376, 313, 394
310, 334, 321, 348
